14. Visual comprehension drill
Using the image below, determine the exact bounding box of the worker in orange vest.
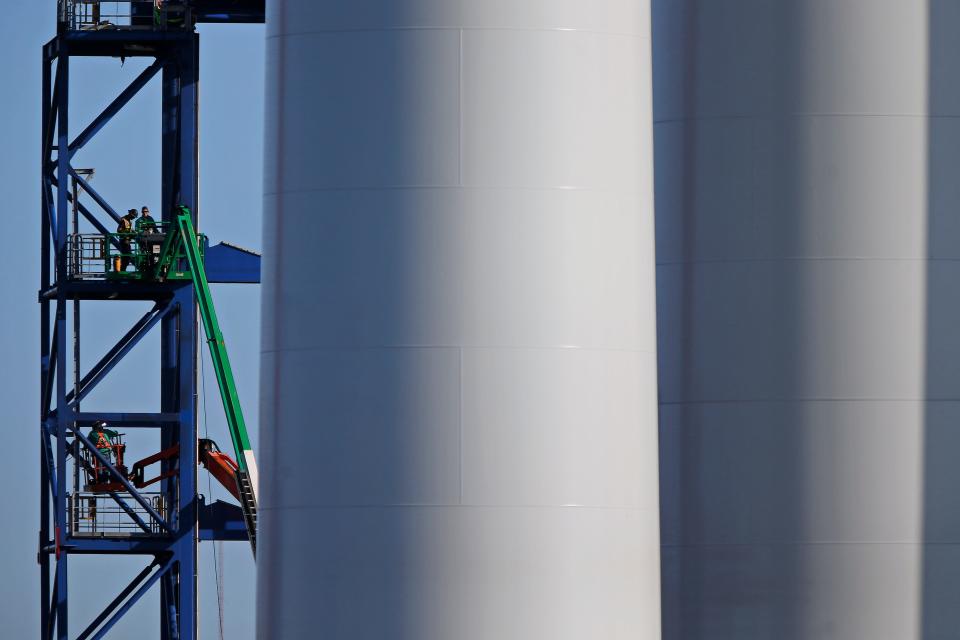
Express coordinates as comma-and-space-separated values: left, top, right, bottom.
114, 210, 137, 272
88, 420, 119, 483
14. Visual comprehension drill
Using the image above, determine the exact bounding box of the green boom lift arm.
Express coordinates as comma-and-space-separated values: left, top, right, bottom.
160, 205, 259, 556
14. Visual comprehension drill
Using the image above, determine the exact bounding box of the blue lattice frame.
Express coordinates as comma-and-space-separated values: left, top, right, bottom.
39, 19, 257, 639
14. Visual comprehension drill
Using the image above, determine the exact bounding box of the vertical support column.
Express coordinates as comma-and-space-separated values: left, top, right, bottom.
160, 34, 199, 640
159, 43, 178, 640
53, 44, 70, 640
159, 299, 176, 640
174, 284, 197, 640
161, 33, 199, 216
161, 58, 177, 220
159, 48, 177, 640
39, 47, 52, 640
71, 175, 80, 414
181, 35, 199, 222
177, 37, 199, 640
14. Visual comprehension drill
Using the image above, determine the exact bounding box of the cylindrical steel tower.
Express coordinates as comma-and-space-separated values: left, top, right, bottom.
258, 2, 661, 638
655, 2, 960, 638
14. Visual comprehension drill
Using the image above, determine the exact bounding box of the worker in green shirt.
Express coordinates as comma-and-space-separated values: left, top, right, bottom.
136, 205, 157, 233
89, 420, 119, 483
136, 206, 160, 271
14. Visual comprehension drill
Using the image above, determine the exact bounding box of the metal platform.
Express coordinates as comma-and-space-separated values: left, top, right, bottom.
69, 492, 170, 538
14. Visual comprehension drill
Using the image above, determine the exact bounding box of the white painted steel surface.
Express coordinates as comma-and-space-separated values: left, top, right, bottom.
258, 2, 661, 638
655, 2, 960, 638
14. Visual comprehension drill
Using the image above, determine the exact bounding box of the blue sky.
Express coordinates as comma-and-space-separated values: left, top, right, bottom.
1, 5, 265, 637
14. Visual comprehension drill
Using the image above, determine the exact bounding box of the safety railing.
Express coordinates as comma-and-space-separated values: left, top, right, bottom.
67, 225, 205, 281
59, 1, 191, 32
67, 234, 110, 280
69, 491, 169, 537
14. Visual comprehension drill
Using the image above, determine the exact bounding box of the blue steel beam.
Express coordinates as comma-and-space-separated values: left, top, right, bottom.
74, 412, 180, 426
43, 62, 58, 165
87, 557, 174, 640
50, 174, 121, 249
75, 561, 158, 640
164, 285, 199, 640
46, 565, 57, 640
64, 29, 194, 55
42, 49, 58, 246
161, 35, 200, 638
40, 98, 54, 463
57, 538, 176, 554
39, 50, 52, 640
69, 59, 162, 158
41, 422, 58, 503
54, 47, 70, 640
39, 432, 51, 638
43, 178, 57, 245
162, 572, 180, 640
43, 37, 59, 62
75, 199, 120, 247
44, 88, 58, 155
42, 323, 57, 419
40, 280, 188, 302
65, 302, 171, 406
69, 166, 122, 224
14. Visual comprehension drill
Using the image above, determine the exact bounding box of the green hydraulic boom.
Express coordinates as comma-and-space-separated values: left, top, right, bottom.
158, 205, 259, 556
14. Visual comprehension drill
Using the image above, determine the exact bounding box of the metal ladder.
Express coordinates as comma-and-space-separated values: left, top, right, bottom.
236, 470, 257, 556
161, 206, 260, 557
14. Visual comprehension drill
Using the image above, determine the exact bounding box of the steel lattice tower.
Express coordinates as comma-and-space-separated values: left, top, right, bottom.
39, 3, 263, 638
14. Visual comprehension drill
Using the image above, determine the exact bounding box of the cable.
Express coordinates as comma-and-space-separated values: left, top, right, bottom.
217, 539, 225, 636
201, 348, 226, 640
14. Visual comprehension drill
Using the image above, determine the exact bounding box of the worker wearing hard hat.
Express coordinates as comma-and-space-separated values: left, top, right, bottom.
136, 205, 159, 269
88, 420, 119, 482
115, 209, 137, 272
136, 205, 157, 233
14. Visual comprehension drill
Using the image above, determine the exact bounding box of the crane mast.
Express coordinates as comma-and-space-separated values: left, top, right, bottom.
39, 2, 264, 638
